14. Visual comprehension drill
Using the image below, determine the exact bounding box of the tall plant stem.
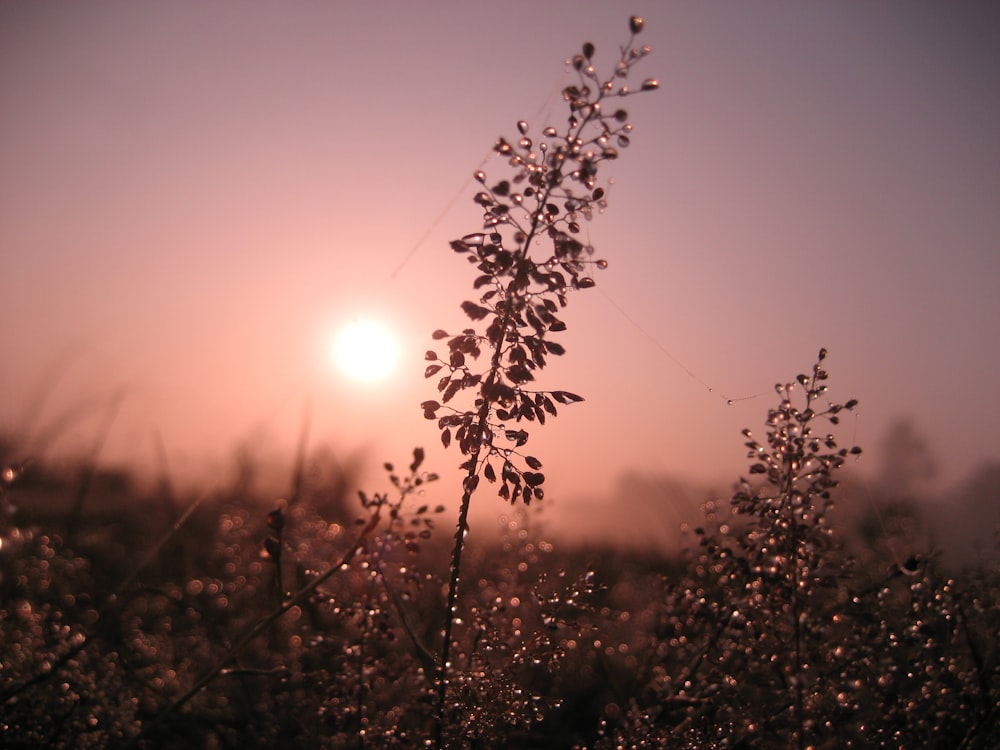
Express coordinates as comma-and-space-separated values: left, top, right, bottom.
432, 200, 553, 747
786, 468, 806, 750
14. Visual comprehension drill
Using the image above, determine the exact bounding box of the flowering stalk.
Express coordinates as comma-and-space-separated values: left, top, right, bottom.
423, 16, 657, 745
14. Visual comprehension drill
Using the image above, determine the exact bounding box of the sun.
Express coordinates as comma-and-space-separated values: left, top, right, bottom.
331, 319, 400, 383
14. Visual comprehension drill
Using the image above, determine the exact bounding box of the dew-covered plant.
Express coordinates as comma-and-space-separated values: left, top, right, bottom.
420, 16, 657, 744
5, 13, 1000, 749
586, 351, 864, 747
4, 356, 1000, 747
589, 351, 1000, 749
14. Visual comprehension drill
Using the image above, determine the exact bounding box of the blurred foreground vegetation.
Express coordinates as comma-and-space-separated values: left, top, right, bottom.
2, 422, 998, 749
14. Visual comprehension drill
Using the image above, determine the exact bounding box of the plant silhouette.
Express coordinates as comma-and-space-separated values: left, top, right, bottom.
420, 16, 657, 745
3, 15, 999, 750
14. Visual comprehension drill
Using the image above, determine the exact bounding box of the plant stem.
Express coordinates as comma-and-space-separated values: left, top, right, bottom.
432, 174, 558, 749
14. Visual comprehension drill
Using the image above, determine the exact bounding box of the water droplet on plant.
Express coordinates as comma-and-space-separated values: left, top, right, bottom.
517, 120, 529, 135
543, 126, 557, 137
596, 259, 608, 269
474, 170, 486, 182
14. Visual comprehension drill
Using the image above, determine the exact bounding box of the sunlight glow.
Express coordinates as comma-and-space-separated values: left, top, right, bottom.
331, 319, 399, 383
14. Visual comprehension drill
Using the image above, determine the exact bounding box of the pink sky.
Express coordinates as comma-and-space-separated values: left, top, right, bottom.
2, 2, 998, 538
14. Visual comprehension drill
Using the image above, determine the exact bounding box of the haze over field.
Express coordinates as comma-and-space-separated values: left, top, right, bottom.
2, 2, 998, 535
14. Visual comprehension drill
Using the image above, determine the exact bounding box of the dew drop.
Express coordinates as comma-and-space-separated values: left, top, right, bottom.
596, 259, 608, 269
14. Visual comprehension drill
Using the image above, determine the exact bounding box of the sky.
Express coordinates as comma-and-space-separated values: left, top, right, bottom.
2, 2, 999, 541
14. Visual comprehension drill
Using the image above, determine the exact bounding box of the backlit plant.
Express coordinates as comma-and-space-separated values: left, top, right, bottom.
3, 15, 999, 750
419, 15, 657, 744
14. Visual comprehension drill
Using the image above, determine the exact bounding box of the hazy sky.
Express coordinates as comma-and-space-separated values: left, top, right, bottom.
2, 2, 998, 528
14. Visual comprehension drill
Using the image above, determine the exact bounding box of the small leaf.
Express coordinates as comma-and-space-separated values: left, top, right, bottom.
524, 455, 542, 470
629, 15, 644, 33
505, 429, 529, 447
552, 391, 584, 404
461, 301, 491, 321
432, 329, 449, 340
540, 395, 557, 416
425, 364, 442, 378
442, 379, 462, 403
441, 428, 452, 449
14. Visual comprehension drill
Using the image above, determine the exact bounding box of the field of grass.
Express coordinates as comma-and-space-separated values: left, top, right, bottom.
3, 18, 998, 749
